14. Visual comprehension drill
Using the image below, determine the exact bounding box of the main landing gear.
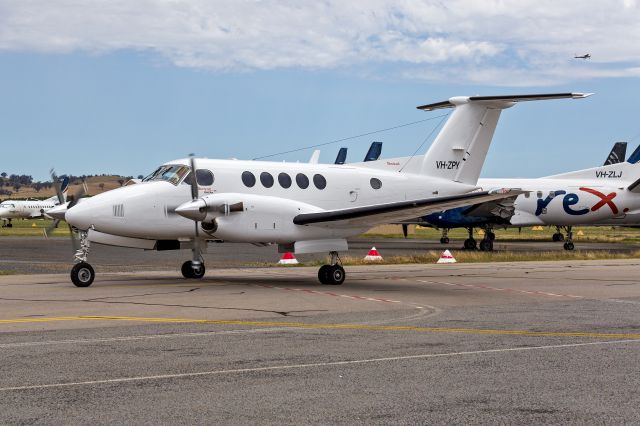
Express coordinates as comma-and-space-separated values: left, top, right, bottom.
440, 228, 450, 244
464, 227, 495, 251
70, 231, 95, 287
181, 260, 206, 279
552, 226, 565, 242
561, 226, 575, 251
318, 251, 345, 285
2, 219, 12, 228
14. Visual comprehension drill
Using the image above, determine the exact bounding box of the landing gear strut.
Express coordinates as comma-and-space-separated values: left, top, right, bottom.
562, 226, 575, 250
70, 231, 95, 287
552, 226, 565, 242
2, 219, 12, 228
318, 251, 345, 285
182, 241, 206, 279
440, 228, 450, 244
463, 227, 477, 250
479, 226, 494, 251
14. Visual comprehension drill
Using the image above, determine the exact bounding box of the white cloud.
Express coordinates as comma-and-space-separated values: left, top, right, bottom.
0, 0, 639, 85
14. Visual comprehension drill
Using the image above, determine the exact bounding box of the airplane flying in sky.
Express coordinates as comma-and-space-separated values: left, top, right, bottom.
574, 53, 591, 59
0, 176, 69, 227
47, 92, 588, 287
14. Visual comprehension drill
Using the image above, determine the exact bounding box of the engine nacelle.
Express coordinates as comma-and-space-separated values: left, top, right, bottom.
194, 193, 323, 243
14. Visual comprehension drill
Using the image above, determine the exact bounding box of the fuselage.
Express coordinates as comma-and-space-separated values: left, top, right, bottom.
0, 199, 58, 221
63, 158, 475, 242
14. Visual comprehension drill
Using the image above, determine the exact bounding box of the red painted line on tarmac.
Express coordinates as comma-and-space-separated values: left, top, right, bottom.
416, 280, 583, 299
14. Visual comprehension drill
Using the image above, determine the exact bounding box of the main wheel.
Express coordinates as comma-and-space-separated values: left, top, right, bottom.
440, 237, 450, 244
318, 265, 332, 284
552, 233, 564, 242
563, 241, 575, 251
327, 265, 345, 285
486, 232, 495, 241
6, 223, 12, 228
71, 262, 95, 287
479, 239, 493, 251
463, 238, 477, 250
181, 261, 206, 279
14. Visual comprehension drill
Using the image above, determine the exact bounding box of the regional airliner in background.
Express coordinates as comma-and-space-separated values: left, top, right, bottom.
47, 93, 589, 287
392, 142, 637, 251
0, 176, 69, 227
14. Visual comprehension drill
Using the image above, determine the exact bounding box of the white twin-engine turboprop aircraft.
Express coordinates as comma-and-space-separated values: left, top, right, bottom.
47, 92, 589, 287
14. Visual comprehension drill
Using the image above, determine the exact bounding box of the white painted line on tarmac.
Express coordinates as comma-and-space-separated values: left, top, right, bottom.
1, 339, 638, 392
0, 328, 288, 349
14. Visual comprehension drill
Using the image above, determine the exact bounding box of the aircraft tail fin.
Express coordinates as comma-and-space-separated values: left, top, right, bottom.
603, 142, 627, 166
334, 148, 348, 165
418, 93, 592, 185
46, 176, 70, 203
364, 142, 382, 162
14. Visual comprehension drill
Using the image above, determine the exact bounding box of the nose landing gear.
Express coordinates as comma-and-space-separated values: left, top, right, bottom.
318, 251, 345, 285
70, 231, 95, 287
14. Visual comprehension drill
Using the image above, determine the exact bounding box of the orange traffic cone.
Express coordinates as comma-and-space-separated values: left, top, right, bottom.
364, 247, 383, 261
278, 252, 299, 265
437, 250, 457, 264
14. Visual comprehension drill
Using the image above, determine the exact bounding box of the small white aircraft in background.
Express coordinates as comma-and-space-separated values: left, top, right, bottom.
47, 92, 588, 287
0, 176, 69, 227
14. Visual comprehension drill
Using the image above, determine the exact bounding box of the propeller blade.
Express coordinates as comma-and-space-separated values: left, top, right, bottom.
43, 219, 61, 239
188, 154, 199, 201
50, 169, 65, 205
68, 180, 87, 209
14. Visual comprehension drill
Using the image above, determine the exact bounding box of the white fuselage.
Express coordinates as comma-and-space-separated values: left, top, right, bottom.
479, 177, 638, 226
64, 158, 474, 242
0, 199, 58, 221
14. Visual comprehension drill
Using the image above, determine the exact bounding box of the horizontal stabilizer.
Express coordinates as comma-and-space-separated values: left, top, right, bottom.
417, 93, 592, 111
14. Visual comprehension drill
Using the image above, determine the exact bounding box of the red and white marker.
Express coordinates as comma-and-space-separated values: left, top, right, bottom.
278, 252, 299, 265
437, 250, 457, 264
364, 247, 383, 261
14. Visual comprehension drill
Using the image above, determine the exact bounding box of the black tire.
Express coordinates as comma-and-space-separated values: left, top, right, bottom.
487, 232, 495, 241
318, 265, 331, 284
6, 223, 12, 228
327, 265, 345, 285
181, 261, 194, 278
479, 239, 493, 251
463, 238, 477, 250
71, 262, 95, 287
563, 242, 575, 251
552, 233, 564, 242
440, 237, 450, 244
181, 261, 205, 279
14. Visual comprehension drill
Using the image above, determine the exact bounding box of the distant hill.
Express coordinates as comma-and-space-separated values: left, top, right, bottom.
0, 175, 135, 201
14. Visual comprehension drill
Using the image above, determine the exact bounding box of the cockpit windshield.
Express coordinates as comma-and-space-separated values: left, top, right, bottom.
0, 203, 15, 209
142, 165, 191, 186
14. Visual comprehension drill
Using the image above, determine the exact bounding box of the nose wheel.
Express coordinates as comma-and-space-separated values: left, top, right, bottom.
181, 260, 206, 279
70, 262, 95, 287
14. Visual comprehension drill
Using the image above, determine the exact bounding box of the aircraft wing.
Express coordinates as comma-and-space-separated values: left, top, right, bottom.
293, 189, 524, 227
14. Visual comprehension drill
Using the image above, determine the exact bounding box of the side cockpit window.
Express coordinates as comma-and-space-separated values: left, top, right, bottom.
143, 165, 191, 186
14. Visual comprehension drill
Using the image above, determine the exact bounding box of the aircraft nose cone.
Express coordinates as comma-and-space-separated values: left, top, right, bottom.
175, 199, 207, 221
46, 203, 68, 221
64, 202, 92, 231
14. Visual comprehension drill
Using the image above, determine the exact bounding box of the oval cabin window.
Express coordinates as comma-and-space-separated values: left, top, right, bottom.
370, 178, 382, 189
278, 173, 292, 188
196, 169, 214, 186
242, 171, 256, 187
296, 173, 309, 189
260, 172, 274, 188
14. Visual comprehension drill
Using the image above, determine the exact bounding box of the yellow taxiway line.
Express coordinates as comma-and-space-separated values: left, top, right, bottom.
1, 315, 640, 339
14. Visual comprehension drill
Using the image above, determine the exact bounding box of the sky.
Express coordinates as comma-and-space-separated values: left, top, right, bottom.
1, 0, 640, 181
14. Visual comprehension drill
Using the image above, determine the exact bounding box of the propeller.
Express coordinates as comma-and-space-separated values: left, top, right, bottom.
188, 154, 203, 271
43, 170, 83, 250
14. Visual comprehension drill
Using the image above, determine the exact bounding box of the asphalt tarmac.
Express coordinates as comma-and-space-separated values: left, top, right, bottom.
1, 260, 639, 423
1, 236, 639, 274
